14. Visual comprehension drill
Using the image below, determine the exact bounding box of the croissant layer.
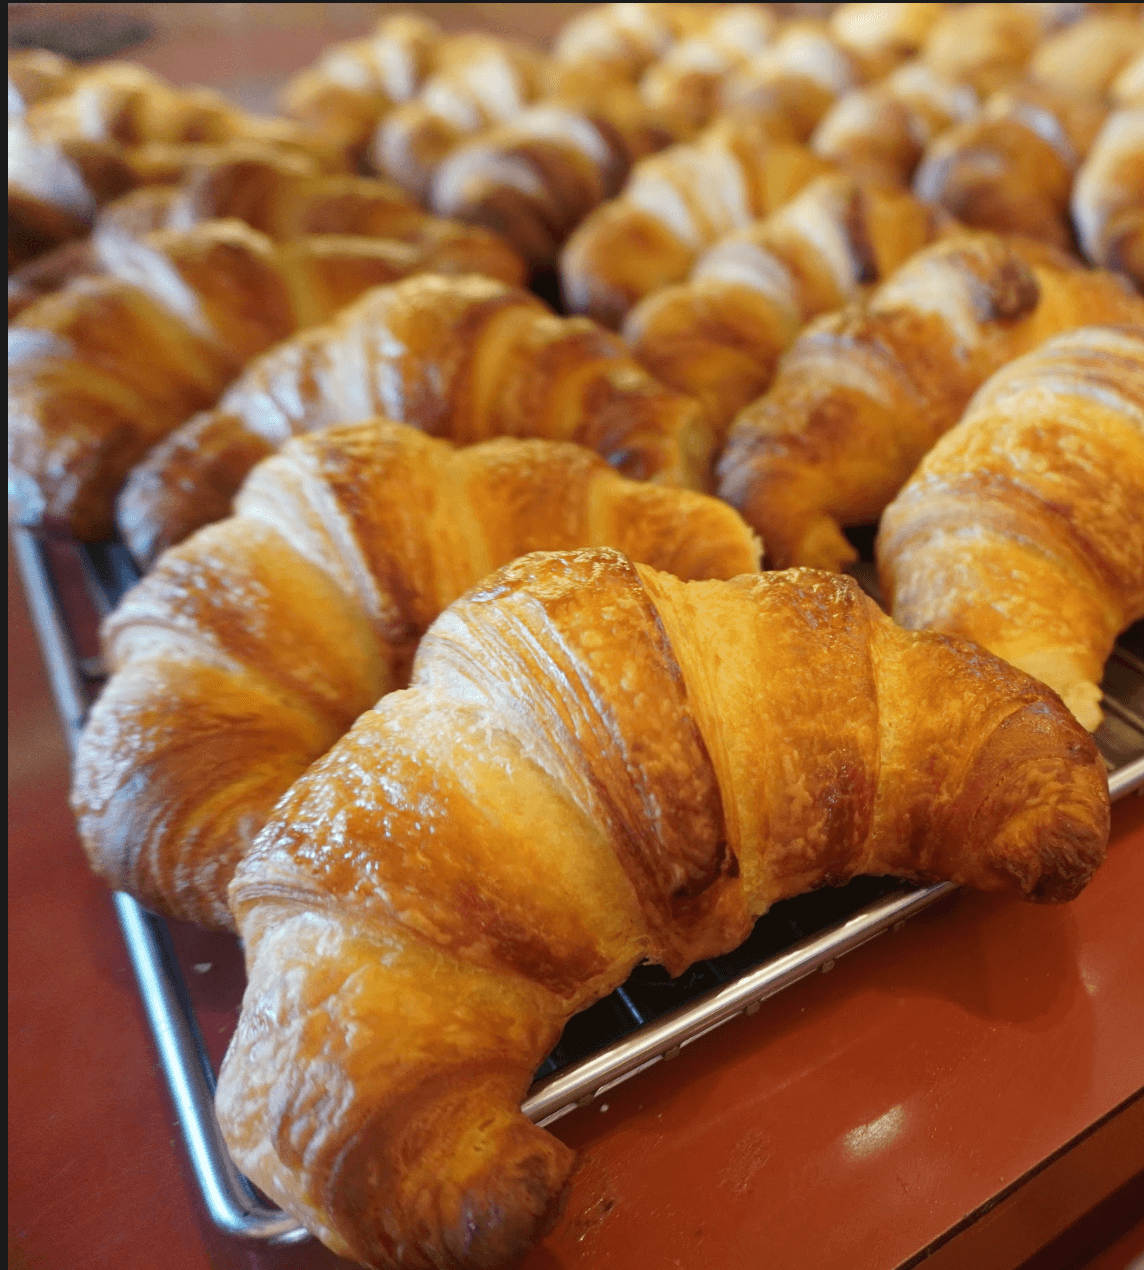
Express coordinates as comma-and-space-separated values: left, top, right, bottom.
217, 547, 1108, 1268
73, 423, 759, 929
879, 324, 1144, 730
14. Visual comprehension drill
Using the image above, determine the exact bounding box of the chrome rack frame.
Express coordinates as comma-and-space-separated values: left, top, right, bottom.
13, 525, 1144, 1244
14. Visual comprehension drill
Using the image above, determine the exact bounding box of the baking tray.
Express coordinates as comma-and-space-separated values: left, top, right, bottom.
12, 524, 1144, 1245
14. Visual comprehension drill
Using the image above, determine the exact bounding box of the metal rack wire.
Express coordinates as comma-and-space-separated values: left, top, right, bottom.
13, 525, 1144, 1244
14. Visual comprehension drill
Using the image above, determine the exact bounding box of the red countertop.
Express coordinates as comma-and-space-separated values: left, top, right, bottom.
9, 528, 1144, 1270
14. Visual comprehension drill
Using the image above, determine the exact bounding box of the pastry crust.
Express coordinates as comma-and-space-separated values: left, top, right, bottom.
216, 547, 1109, 1268
879, 324, 1144, 730
72, 423, 761, 929
716, 231, 1144, 571
115, 272, 713, 567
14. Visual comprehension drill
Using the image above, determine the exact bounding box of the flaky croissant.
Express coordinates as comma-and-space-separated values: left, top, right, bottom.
1029, 10, 1144, 100
919, 3, 1045, 97
808, 58, 978, 184
216, 546, 1109, 1269
622, 172, 950, 440
913, 82, 1106, 249
7, 149, 466, 314
878, 324, 1144, 731
72, 423, 761, 929
1071, 109, 1144, 288
716, 231, 1144, 571
8, 221, 525, 539
559, 113, 833, 327
115, 272, 711, 567
279, 12, 444, 163
8, 57, 342, 266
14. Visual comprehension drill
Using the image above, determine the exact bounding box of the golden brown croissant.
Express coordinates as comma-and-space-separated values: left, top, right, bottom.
878, 324, 1144, 731
424, 87, 676, 271
214, 546, 1109, 1269
1071, 109, 1144, 288
622, 174, 951, 439
634, 3, 779, 135
8, 60, 341, 266
808, 58, 979, 184
8, 222, 525, 540
367, 34, 549, 202
920, 3, 1045, 96
559, 113, 834, 327
827, 3, 950, 83
279, 12, 444, 163
913, 82, 1106, 249
716, 231, 1144, 572
550, 3, 712, 84
72, 423, 761, 929
715, 18, 868, 139
1028, 9, 1144, 99
115, 272, 711, 567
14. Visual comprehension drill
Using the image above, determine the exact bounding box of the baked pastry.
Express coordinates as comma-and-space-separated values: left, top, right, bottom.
635, 3, 779, 136
1112, 51, 1144, 109
716, 231, 1144, 571
115, 272, 711, 567
1071, 109, 1144, 288
827, 2, 950, 83
8, 60, 339, 266
809, 58, 978, 184
559, 113, 833, 327
214, 546, 1109, 1269
878, 323, 1144, 731
1028, 9, 1144, 100
8, 222, 525, 540
920, 3, 1045, 96
8, 150, 429, 312
913, 82, 1106, 249
622, 173, 950, 438
72, 423, 762, 929
279, 12, 444, 164
367, 33, 548, 202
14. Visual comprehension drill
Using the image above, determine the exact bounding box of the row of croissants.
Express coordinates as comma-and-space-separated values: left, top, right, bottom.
8, 5, 1144, 1270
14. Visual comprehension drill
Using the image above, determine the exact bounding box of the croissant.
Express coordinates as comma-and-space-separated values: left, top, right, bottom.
715, 18, 867, 140
279, 13, 444, 163
115, 272, 711, 567
826, 3, 950, 83
913, 82, 1107, 250
7, 150, 414, 310
549, 2, 713, 85
716, 231, 1144, 571
1028, 10, 1144, 99
8, 60, 341, 266
425, 87, 676, 272
878, 324, 1144, 732
809, 58, 978, 185
559, 113, 834, 327
366, 34, 548, 203
214, 546, 1109, 1269
622, 173, 951, 439
919, 3, 1045, 97
634, 3, 779, 136
8, 222, 525, 539
1071, 110, 1144, 288
72, 422, 761, 929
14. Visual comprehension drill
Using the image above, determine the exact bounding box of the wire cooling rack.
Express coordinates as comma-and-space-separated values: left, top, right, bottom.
13, 525, 1144, 1243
